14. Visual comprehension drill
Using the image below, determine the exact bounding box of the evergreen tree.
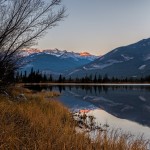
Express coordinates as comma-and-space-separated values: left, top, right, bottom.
49, 74, 53, 82
103, 74, 109, 83
58, 74, 62, 83
93, 74, 97, 83
98, 75, 102, 83
43, 74, 47, 82
23, 71, 27, 83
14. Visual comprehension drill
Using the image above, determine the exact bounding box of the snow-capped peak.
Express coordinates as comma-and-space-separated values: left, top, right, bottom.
80, 52, 91, 56
43, 49, 66, 57
21, 48, 42, 56
21, 48, 99, 61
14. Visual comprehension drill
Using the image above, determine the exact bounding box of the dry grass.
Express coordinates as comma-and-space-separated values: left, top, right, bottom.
0, 87, 149, 150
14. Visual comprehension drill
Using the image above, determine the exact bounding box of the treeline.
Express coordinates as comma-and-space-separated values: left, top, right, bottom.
16, 69, 150, 83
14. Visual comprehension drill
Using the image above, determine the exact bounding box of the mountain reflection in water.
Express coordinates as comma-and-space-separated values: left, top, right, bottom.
24, 84, 150, 127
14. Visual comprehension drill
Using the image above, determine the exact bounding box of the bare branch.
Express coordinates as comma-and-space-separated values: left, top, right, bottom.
0, 0, 66, 88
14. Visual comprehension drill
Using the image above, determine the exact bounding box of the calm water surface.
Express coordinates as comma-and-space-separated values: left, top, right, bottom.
24, 84, 150, 139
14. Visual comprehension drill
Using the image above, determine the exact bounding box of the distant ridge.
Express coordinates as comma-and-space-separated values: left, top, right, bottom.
67, 38, 150, 78
20, 49, 99, 75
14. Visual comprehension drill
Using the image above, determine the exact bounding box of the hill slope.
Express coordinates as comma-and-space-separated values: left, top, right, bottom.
67, 38, 150, 78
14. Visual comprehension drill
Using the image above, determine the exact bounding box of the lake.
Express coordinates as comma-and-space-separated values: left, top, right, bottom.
24, 84, 150, 139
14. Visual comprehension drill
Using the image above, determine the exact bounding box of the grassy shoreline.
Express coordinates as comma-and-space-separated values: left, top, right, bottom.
21, 82, 150, 86
0, 86, 149, 150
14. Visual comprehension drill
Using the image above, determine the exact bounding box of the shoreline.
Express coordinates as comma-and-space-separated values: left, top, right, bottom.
0, 86, 149, 149
20, 82, 150, 86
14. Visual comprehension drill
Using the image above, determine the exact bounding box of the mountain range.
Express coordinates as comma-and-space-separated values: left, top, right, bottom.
21, 49, 99, 75
21, 38, 150, 78
67, 38, 150, 78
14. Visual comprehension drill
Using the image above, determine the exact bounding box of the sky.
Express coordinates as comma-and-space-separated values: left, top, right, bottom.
38, 0, 150, 56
